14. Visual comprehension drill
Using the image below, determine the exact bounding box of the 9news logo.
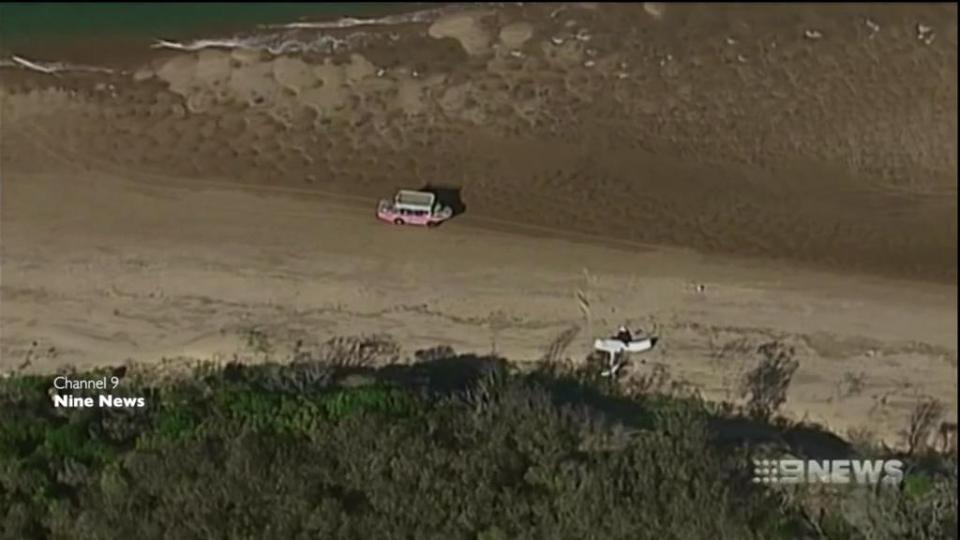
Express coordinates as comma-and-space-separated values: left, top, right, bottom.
752, 459, 904, 486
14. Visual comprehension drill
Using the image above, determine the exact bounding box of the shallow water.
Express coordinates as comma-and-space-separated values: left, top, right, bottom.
0, 3, 417, 41
0, 2, 426, 61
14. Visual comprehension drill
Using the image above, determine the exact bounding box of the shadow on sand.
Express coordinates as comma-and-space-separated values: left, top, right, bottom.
316, 350, 856, 461
419, 183, 467, 218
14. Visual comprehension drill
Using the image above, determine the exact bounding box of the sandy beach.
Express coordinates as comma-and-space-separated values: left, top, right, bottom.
1, 3, 956, 444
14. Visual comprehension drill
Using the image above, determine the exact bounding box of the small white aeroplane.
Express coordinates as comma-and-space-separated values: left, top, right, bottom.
594, 326, 655, 377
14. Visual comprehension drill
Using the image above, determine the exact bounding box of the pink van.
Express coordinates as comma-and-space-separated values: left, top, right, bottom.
376, 190, 454, 227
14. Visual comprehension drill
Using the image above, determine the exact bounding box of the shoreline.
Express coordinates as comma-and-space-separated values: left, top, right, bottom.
0, 3, 445, 69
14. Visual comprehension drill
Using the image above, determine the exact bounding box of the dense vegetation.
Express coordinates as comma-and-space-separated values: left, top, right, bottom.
0, 337, 956, 539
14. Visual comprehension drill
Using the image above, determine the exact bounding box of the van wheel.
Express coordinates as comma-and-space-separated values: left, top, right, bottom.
427, 221, 439, 228
393, 218, 405, 225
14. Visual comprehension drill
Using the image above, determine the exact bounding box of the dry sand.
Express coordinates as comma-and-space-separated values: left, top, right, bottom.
1, 3, 957, 445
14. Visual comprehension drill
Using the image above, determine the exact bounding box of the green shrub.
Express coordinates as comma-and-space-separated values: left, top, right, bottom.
0, 353, 954, 539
